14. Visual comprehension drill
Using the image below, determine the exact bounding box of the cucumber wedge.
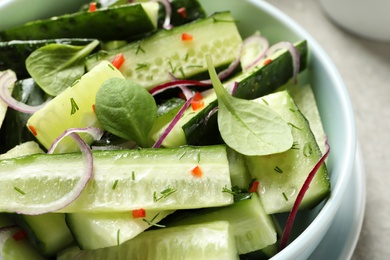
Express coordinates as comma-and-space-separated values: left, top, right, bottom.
245, 90, 330, 214
12, 213, 74, 257
0, 3, 159, 41
76, 221, 239, 260
165, 193, 277, 255
1, 227, 45, 260
85, 11, 242, 90
0, 141, 44, 160
26, 60, 124, 153
0, 145, 233, 213
66, 210, 174, 250
150, 40, 308, 147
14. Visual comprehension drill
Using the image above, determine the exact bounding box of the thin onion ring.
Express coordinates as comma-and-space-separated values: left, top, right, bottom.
0, 70, 50, 114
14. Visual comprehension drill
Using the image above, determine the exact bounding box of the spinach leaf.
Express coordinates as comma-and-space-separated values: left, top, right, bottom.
26, 40, 99, 96
206, 55, 293, 156
95, 78, 157, 148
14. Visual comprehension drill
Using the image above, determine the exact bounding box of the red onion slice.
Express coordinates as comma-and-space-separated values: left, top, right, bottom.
9, 131, 96, 215
16, 128, 104, 215
153, 96, 194, 148
266, 42, 300, 84
153, 0, 172, 29
242, 34, 270, 71
0, 70, 50, 114
149, 79, 210, 96
279, 140, 330, 250
47, 127, 104, 154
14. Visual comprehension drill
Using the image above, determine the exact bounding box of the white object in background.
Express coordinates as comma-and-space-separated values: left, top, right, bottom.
318, 0, 390, 41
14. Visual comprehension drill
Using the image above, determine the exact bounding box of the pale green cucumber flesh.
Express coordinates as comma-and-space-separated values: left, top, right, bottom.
26, 61, 124, 153
1, 227, 45, 260
166, 193, 277, 255
226, 147, 253, 190
13, 213, 74, 257
76, 221, 239, 260
66, 210, 174, 250
245, 90, 330, 214
0, 145, 233, 213
0, 141, 44, 160
284, 84, 328, 154
85, 11, 242, 90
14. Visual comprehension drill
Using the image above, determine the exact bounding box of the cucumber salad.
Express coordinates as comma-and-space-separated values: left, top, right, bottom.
0, 0, 331, 259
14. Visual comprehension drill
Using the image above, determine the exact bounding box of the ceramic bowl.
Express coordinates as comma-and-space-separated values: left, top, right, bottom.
200, 0, 356, 258
0, 0, 356, 258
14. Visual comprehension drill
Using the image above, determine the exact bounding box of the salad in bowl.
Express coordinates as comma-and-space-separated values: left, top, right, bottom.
0, 0, 356, 259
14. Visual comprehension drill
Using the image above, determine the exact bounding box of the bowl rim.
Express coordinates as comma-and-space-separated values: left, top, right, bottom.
241, 0, 357, 258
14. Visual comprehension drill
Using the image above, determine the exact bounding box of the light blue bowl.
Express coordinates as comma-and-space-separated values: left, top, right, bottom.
0, 0, 356, 258
200, 0, 356, 259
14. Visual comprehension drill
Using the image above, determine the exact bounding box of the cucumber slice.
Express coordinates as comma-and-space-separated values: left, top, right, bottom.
287, 84, 327, 154
0, 3, 159, 41
0, 145, 233, 213
166, 193, 277, 255
85, 11, 242, 90
57, 245, 81, 260
245, 90, 330, 214
150, 41, 308, 147
1, 227, 45, 260
76, 221, 239, 260
226, 147, 252, 190
66, 210, 174, 250
13, 213, 74, 257
0, 141, 44, 160
26, 60, 124, 153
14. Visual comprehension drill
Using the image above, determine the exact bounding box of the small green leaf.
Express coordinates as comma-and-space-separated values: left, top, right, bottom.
206, 55, 293, 156
95, 78, 157, 147
26, 40, 99, 96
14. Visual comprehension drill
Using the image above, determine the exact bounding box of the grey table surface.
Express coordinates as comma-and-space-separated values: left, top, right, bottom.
265, 0, 390, 259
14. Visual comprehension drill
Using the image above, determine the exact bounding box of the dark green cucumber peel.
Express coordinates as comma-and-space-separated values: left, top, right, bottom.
183, 40, 308, 146
81, 0, 206, 27
0, 78, 46, 153
0, 39, 97, 78
12, 213, 74, 257
158, 0, 206, 27
0, 4, 156, 41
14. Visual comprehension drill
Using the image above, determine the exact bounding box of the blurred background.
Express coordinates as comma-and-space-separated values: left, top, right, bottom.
265, 0, 390, 259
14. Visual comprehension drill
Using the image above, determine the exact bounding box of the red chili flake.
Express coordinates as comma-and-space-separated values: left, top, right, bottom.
181, 33, 193, 41
28, 125, 37, 136
249, 180, 260, 192
92, 104, 96, 113
132, 208, 146, 218
191, 100, 204, 111
191, 92, 204, 110
112, 53, 125, 69
192, 91, 203, 101
177, 7, 187, 19
263, 59, 272, 66
89, 2, 97, 12
191, 165, 203, 178
13, 230, 27, 241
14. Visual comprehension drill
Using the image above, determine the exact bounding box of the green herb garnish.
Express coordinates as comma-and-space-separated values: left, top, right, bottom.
206, 55, 293, 156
